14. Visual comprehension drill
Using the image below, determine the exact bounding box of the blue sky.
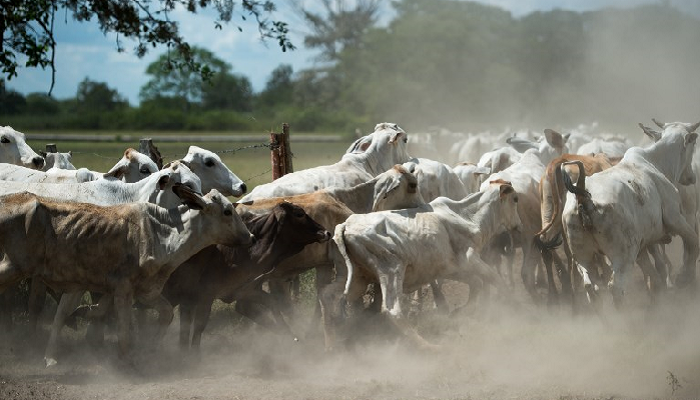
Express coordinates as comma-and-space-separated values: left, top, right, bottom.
7, 0, 696, 105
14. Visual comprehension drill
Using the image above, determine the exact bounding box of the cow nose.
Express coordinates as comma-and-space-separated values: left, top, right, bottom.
32, 156, 45, 169
239, 183, 247, 194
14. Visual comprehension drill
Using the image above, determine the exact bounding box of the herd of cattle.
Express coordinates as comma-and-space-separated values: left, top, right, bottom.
0, 119, 698, 366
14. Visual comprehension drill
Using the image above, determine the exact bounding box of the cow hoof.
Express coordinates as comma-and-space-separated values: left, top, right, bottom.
45, 357, 58, 368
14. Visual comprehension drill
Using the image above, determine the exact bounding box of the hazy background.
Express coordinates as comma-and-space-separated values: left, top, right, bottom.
3, 0, 700, 133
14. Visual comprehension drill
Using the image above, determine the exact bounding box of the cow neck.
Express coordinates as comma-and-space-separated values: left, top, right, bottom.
144, 204, 211, 269
439, 188, 504, 250
341, 133, 410, 178
632, 128, 687, 184
328, 177, 378, 213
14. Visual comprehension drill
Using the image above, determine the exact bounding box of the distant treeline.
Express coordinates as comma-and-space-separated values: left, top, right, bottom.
2, 1, 698, 133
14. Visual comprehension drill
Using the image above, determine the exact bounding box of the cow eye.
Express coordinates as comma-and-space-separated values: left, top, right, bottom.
140, 167, 152, 174
513, 196, 519, 203
294, 211, 305, 218
0, 137, 9, 144
224, 209, 233, 216
205, 159, 215, 167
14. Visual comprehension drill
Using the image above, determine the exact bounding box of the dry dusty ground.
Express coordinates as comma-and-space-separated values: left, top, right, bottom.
1, 268, 699, 400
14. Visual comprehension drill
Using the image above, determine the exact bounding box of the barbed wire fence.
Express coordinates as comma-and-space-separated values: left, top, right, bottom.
33, 128, 312, 185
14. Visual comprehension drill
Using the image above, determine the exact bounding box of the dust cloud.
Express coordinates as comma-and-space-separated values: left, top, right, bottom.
1, 266, 699, 400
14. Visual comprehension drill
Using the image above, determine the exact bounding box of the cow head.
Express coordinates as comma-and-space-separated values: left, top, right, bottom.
180, 146, 247, 197
344, 123, 412, 176
0, 126, 44, 170
488, 179, 521, 233
104, 148, 159, 183
639, 120, 699, 185
372, 164, 423, 212
173, 184, 254, 247
152, 161, 203, 208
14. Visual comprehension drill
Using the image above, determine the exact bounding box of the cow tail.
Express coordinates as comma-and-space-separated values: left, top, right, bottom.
535, 162, 565, 251
332, 223, 355, 297
561, 160, 595, 230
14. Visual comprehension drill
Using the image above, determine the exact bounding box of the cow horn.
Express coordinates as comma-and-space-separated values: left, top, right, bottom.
638, 123, 662, 142
651, 118, 665, 129
688, 121, 700, 133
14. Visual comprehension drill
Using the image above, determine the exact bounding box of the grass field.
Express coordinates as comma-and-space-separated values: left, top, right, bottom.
26, 137, 350, 192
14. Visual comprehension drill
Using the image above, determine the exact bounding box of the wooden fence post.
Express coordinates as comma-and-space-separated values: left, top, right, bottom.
270, 123, 293, 180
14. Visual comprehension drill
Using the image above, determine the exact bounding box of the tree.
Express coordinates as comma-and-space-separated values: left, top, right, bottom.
140, 46, 252, 112
202, 72, 253, 111
257, 64, 294, 107
2, 0, 295, 95
287, 0, 383, 63
76, 77, 128, 112
0, 79, 27, 115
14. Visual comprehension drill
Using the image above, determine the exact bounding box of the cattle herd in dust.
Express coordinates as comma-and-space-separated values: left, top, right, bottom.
0, 119, 698, 367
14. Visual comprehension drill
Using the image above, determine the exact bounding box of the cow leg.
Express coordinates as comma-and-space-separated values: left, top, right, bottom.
235, 290, 297, 339
465, 248, 510, 300
636, 247, 662, 300
27, 278, 47, 333
190, 298, 214, 351
663, 210, 700, 288
137, 293, 173, 346
429, 279, 449, 314
607, 247, 638, 309
179, 302, 194, 350
44, 291, 83, 367
541, 248, 559, 305
649, 245, 673, 289
521, 245, 540, 304
113, 285, 134, 360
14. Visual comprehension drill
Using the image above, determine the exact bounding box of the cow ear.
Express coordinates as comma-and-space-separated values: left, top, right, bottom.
104, 163, 127, 179
506, 137, 537, 153
686, 132, 698, 146
688, 121, 700, 133
234, 200, 254, 208
499, 184, 515, 199
544, 128, 565, 150
474, 166, 491, 176
158, 174, 170, 190
639, 123, 662, 142
172, 184, 207, 210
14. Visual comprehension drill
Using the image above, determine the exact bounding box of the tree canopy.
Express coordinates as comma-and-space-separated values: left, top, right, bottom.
2, 0, 295, 95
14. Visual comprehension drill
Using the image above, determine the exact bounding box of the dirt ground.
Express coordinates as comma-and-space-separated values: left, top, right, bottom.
1, 269, 699, 400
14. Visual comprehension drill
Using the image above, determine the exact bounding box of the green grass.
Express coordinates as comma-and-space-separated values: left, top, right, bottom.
27, 138, 349, 192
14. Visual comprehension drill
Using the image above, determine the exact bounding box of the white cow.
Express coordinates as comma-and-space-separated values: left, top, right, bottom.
0, 186, 254, 362
562, 121, 699, 306
0, 126, 44, 169
240, 123, 411, 201
180, 145, 247, 197
0, 148, 158, 184
0, 160, 199, 207
402, 158, 467, 202
332, 180, 521, 347
453, 163, 491, 194
480, 150, 546, 297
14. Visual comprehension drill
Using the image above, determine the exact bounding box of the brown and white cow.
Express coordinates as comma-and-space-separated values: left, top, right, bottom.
563, 121, 699, 306
0, 186, 254, 365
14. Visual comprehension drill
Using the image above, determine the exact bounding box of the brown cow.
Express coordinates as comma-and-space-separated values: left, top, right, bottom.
163, 201, 330, 351
535, 153, 616, 303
